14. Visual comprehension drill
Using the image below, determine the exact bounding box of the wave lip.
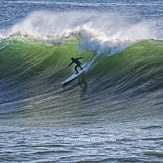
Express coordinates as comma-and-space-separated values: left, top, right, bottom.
1, 10, 162, 40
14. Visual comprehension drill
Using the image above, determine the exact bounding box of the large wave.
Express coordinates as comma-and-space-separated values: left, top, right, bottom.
0, 11, 163, 124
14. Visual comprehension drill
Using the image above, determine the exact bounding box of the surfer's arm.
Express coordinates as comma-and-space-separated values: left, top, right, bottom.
67, 62, 73, 67
77, 57, 84, 59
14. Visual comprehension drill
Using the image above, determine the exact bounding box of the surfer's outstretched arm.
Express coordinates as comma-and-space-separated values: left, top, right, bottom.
77, 57, 84, 59
67, 62, 73, 67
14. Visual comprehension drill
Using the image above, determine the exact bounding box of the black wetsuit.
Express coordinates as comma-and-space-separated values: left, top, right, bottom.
68, 57, 83, 74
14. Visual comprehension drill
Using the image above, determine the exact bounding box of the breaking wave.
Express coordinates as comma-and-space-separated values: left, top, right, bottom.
0, 11, 163, 126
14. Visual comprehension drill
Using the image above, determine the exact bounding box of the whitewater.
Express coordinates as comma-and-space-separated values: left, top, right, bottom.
0, 0, 163, 162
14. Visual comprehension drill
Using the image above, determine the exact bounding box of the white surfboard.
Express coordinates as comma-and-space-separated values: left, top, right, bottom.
61, 67, 86, 86
61, 62, 90, 86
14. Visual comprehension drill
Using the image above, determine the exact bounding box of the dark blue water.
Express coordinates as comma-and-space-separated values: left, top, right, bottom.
0, 0, 163, 162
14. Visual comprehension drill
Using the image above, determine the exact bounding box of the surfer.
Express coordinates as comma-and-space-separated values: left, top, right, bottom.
68, 57, 84, 74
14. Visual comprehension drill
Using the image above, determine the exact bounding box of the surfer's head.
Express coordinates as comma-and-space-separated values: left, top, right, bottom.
71, 57, 74, 60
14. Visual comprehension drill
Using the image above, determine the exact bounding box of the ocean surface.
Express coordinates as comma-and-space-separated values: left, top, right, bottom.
0, 0, 163, 162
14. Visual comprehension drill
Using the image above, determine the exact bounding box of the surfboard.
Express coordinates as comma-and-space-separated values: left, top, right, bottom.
61, 67, 86, 86
61, 63, 89, 86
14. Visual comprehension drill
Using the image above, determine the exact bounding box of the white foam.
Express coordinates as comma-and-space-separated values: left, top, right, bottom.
0, 11, 162, 55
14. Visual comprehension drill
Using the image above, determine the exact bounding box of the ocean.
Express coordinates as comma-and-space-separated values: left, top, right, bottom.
0, 0, 163, 162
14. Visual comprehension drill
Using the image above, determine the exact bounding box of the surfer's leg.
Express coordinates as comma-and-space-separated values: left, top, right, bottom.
79, 65, 83, 70
78, 64, 83, 70
75, 65, 78, 74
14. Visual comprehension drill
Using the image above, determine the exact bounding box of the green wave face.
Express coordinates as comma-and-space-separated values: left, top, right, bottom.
0, 36, 92, 79
0, 35, 163, 121
89, 40, 163, 95
0, 35, 94, 104
1, 36, 163, 92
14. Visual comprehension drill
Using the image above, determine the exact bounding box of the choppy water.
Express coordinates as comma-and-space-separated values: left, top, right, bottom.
0, 0, 163, 162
